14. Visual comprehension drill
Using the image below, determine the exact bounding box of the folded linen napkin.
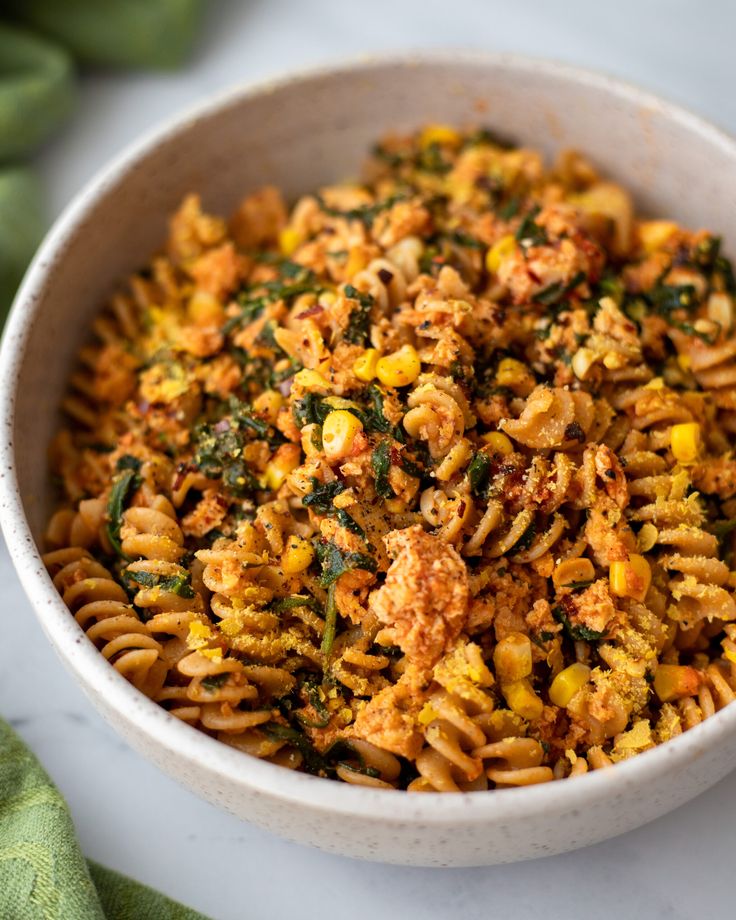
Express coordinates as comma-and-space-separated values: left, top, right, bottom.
0, 718, 210, 920
0, 0, 204, 320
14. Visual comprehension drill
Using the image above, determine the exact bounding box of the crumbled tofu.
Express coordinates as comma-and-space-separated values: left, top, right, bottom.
369, 525, 469, 668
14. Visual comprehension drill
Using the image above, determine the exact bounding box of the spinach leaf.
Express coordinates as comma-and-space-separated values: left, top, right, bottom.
193, 396, 282, 496
321, 582, 338, 659
552, 605, 605, 642
302, 479, 346, 513
691, 235, 736, 291
672, 321, 720, 345
462, 126, 516, 150
417, 142, 451, 174
343, 284, 374, 346
314, 540, 377, 587
515, 207, 547, 248
365, 384, 402, 438
708, 518, 736, 543
595, 273, 625, 306
294, 385, 401, 443
445, 230, 484, 250
514, 519, 537, 553
222, 460, 260, 498
262, 723, 377, 777
371, 143, 404, 168
296, 680, 331, 728
316, 193, 407, 227
371, 440, 393, 498
224, 265, 318, 333
649, 283, 698, 317
468, 452, 492, 496
230, 397, 283, 447
292, 392, 332, 428
200, 673, 230, 692
106, 467, 140, 559
271, 595, 322, 614
398, 451, 424, 480
534, 270, 586, 306
125, 568, 196, 598
261, 722, 329, 774
115, 454, 141, 473
498, 196, 521, 220
302, 478, 364, 536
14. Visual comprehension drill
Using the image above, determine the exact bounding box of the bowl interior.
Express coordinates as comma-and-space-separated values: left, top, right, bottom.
11, 55, 736, 540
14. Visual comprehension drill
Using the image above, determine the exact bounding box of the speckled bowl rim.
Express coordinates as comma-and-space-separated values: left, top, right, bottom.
2, 50, 736, 826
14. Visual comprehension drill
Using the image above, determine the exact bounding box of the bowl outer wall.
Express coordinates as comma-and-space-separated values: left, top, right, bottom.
2, 52, 736, 866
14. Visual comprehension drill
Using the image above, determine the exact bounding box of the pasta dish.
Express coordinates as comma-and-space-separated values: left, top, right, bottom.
44, 125, 736, 790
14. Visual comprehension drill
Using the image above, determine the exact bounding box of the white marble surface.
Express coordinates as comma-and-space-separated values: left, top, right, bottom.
4, 1, 735, 916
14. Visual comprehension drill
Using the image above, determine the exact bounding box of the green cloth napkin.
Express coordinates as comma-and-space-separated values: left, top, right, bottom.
0, 718, 211, 919
0, 164, 45, 322
2, 0, 204, 70
0, 0, 204, 323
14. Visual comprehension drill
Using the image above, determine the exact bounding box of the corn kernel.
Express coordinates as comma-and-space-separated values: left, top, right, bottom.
502, 678, 544, 721
571, 347, 596, 381
264, 444, 301, 491
677, 353, 692, 372
300, 423, 322, 458
188, 621, 212, 641
263, 464, 287, 491
609, 554, 651, 601
638, 220, 678, 254
279, 227, 302, 256
653, 664, 701, 702
602, 351, 627, 370
644, 376, 665, 390
485, 234, 517, 274
344, 246, 368, 280
188, 290, 224, 325
418, 702, 440, 726
569, 183, 632, 254
553, 557, 595, 589
281, 534, 315, 574
322, 396, 362, 412
549, 663, 591, 708
494, 633, 533, 683
252, 389, 283, 423
670, 422, 701, 464
481, 431, 514, 455
496, 357, 529, 388
635, 522, 658, 554
707, 291, 734, 331
353, 348, 380, 382
332, 489, 354, 509
321, 410, 364, 461
375, 345, 421, 388
293, 369, 330, 391
419, 124, 461, 149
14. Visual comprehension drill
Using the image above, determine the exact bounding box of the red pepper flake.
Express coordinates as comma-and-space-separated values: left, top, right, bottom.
295, 304, 325, 320
172, 464, 190, 491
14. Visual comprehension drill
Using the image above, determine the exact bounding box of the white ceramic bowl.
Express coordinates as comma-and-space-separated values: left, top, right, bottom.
3, 53, 736, 867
